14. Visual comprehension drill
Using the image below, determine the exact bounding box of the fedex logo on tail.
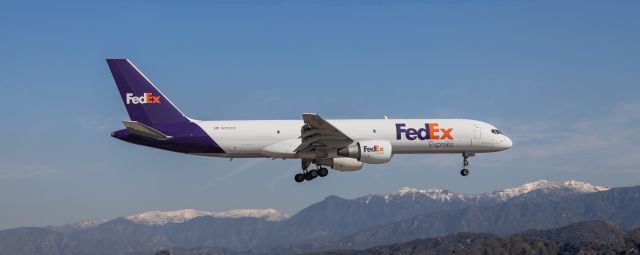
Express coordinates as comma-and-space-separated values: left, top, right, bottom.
395, 123, 453, 140
126, 92, 161, 105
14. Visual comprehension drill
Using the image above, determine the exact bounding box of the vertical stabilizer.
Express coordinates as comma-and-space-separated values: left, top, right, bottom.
107, 59, 189, 126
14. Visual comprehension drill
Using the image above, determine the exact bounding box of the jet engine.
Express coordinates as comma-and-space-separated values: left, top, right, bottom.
314, 157, 363, 171
330, 157, 364, 171
337, 140, 393, 164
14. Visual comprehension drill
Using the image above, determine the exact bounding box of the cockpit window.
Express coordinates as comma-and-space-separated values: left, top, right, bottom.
491, 129, 503, 135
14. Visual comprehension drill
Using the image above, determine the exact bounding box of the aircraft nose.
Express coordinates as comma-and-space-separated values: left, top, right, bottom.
502, 136, 513, 150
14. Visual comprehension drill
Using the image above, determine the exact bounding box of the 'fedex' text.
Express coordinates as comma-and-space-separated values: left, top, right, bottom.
395, 123, 453, 140
363, 145, 384, 153
126, 92, 161, 105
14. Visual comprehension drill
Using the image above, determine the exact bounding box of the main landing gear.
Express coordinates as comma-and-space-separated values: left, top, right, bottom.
295, 159, 329, 183
294, 167, 329, 183
460, 152, 474, 177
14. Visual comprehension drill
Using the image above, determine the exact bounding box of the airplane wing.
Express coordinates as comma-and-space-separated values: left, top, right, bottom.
295, 113, 353, 157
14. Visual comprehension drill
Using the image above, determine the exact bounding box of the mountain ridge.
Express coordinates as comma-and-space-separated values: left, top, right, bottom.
1, 179, 625, 255
304, 220, 640, 255
48, 179, 608, 230
320, 185, 640, 250
360, 179, 610, 204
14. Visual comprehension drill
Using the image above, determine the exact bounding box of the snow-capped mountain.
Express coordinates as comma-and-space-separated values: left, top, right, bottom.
45, 218, 107, 233
126, 208, 289, 225
70, 218, 108, 228
363, 180, 610, 205
43, 179, 609, 236
483, 180, 610, 202
281, 179, 612, 244
9, 182, 639, 254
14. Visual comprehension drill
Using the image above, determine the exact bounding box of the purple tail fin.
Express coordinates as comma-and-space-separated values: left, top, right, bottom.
107, 59, 189, 126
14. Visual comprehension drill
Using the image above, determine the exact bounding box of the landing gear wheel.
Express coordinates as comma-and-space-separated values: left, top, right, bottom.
318, 167, 328, 177
307, 170, 319, 180
304, 173, 313, 181
459, 153, 473, 176
296, 159, 329, 182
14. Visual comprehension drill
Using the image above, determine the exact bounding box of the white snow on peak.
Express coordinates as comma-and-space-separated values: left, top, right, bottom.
127, 208, 289, 225
71, 219, 107, 229
382, 187, 457, 202
45, 218, 107, 231
562, 180, 610, 193
372, 179, 610, 204
212, 209, 289, 221
62, 219, 106, 230
488, 180, 610, 201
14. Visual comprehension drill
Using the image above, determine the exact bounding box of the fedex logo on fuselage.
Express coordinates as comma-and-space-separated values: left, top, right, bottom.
363, 145, 384, 153
395, 123, 453, 140
126, 92, 161, 105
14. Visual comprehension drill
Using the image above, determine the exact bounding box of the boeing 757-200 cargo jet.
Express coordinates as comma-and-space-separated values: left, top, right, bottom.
107, 59, 512, 183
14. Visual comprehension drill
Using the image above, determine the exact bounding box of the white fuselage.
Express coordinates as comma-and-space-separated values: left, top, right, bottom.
193, 118, 512, 158
107, 59, 512, 178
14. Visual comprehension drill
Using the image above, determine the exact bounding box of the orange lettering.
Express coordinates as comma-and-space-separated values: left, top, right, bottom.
428, 123, 440, 140
440, 128, 453, 140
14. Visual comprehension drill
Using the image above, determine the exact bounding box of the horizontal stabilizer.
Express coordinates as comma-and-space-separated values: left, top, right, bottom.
122, 121, 172, 141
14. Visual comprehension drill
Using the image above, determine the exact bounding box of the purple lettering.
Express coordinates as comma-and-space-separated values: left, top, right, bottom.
395, 123, 406, 140
417, 124, 430, 140
406, 128, 418, 140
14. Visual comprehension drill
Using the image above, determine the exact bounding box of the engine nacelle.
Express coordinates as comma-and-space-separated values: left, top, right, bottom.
330, 157, 364, 171
315, 157, 363, 171
337, 140, 393, 164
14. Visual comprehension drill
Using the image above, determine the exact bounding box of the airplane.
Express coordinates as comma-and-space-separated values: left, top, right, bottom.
107, 59, 512, 183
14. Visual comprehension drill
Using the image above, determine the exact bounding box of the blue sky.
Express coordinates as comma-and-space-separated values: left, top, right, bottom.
0, 0, 638, 229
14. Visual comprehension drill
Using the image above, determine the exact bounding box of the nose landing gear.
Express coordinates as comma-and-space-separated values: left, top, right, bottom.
460, 153, 474, 176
